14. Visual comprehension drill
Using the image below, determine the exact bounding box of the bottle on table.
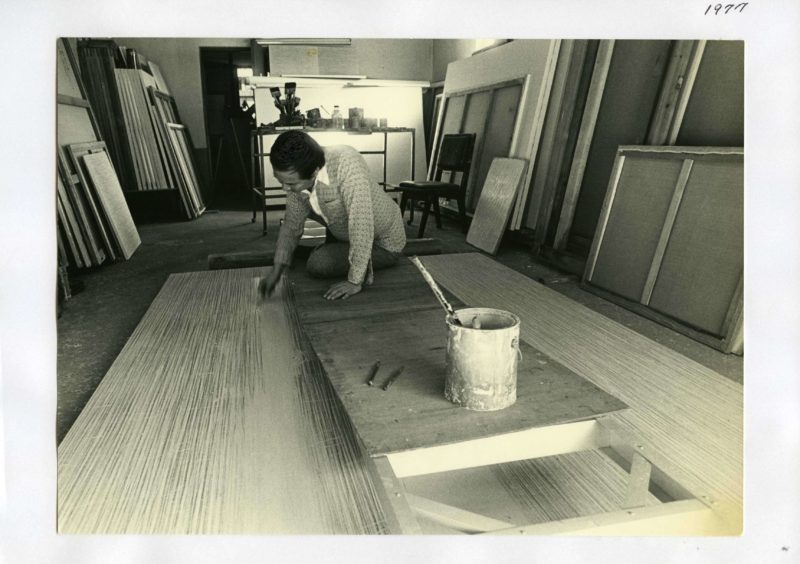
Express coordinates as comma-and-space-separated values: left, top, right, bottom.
331, 105, 344, 129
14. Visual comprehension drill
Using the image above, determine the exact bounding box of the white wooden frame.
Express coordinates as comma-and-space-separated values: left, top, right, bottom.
429, 76, 530, 216
583, 145, 744, 354
369, 416, 724, 535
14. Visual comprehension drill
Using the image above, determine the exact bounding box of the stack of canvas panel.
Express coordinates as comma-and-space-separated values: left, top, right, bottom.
78, 40, 204, 219
57, 38, 140, 269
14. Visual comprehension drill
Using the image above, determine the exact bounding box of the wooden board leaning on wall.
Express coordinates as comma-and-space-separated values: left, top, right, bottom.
66, 141, 142, 262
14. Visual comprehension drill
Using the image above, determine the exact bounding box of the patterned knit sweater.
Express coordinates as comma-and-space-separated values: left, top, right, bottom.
273, 145, 406, 285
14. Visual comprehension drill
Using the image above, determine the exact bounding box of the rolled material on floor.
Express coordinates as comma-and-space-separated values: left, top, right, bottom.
207, 249, 276, 270
57, 267, 387, 534
419, 253, 743, 533
402, 237, 442, 256
206, 238, 442, 270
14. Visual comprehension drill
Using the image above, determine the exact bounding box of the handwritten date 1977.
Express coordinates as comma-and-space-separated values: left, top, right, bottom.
705, 3, 748, 15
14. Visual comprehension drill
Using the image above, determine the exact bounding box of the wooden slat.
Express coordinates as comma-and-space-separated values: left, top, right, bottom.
599, 415, 698, 504
81, 151, 141, 260
139, 77, 178, 189
56, 174, 91, 267
466, 158, 527, 254
57, 148, 106, 266
58, 268, 389, 534
719, 276, 744, 354
114, 69, 146, 190
406, 493, 515, 533
56, 94, 91, 108
57, 38, 102, 140
468, 83, 523, 210
420, 253, 743, 533
77, 41, 132, 191
620, 452, 653, 509
55, 189, 84, 269
404, 447, 662, 531
130, 70, 169, 189
122, 70, 158, 189
458, 90, 494, 207
387, 419, 610, 478
648, 157, 743, 335
368, 457, 422, 534
531, 40, 593, 246
149, 61, 171, 94
488, 499, 720, 536
553, 40, 615, 251
584, 154, 625, 281
646, 40, 698, 145
67, 141, 118, 260
666, 41, 707, 144
167, 125, 205, 216
586, 155, 683, 301
640, 159, 693, 305
511, 40, 560, 230
525, 40, 576, 231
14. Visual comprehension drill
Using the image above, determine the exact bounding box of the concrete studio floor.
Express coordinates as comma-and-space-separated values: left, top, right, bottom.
56, 207, 744, 445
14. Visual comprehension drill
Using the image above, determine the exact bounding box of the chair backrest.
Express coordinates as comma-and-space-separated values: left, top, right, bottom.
435, 133, 476, 175
432, 134, 476, 192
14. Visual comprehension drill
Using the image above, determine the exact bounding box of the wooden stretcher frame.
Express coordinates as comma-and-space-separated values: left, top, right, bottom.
67, 141, 119, 260
56, 174, 89, 268
428, 76, 529, 216
582, 145, 744, 354
166, 123, 205, 217
57, 147, 106, 266
368, 415, 725, 535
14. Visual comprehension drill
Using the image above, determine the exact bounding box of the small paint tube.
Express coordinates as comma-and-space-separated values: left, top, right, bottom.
382, 366, 405, 391
366, 361, 381, 386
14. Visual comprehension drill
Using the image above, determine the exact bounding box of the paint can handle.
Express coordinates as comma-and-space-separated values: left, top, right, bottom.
511, 337, 522, 360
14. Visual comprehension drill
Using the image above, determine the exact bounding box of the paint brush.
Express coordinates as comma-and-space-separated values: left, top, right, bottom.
270, 87, 286, 117
365, 361, 381, 386
382, 366, 405, 391
409, 256, 462, 326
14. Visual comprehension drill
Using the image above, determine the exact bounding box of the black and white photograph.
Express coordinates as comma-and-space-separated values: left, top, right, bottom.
2, 1, 799, 562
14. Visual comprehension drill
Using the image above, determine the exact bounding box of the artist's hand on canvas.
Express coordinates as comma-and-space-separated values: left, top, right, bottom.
259, 266, 284, 300
324, 280, 362, 300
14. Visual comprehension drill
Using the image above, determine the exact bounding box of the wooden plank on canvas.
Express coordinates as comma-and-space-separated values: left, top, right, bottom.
289, 258, 626, 457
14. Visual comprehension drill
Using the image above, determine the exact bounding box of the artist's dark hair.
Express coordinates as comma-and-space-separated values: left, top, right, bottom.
269, 131, 325, 179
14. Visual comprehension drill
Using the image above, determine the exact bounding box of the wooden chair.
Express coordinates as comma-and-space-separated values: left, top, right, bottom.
396, 133, 476, 238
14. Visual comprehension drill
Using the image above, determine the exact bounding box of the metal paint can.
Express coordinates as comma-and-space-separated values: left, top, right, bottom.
444, 308, 520, 411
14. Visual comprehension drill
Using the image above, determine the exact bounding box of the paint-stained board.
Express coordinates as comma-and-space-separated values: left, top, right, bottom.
290, 259, 626, 457
466, 158, 527, 254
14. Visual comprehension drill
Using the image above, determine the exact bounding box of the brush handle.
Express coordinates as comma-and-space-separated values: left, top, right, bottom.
409, 256, 457, 319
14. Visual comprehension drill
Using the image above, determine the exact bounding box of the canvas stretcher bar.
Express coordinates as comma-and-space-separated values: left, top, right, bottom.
375, 416, 721, 535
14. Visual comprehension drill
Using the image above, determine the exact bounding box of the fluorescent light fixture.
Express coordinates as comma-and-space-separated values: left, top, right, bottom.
254, 38, 352, 46
472, 39, 511, 55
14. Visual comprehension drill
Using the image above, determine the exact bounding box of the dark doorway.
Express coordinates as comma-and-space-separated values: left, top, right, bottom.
200, 48, 255, 209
